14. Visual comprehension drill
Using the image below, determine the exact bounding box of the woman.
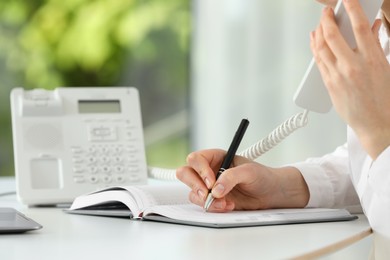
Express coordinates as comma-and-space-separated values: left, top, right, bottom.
177, 0, 390, 258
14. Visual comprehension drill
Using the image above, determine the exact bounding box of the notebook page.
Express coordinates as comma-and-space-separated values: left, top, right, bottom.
143, 204, 355, 227
69, 183, 191, 217
129, 183, 191, 214
70, 190, 140, 213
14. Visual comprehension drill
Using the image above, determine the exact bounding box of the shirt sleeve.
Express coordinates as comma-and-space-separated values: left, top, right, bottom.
290, 143, 361, 211
364, 145, 390, 229
368, 146, 390, 201
361, 146, 390, 258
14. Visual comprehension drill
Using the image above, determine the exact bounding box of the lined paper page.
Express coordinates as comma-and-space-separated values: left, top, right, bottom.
143, 204, 355, 227
130, 184, 191, 212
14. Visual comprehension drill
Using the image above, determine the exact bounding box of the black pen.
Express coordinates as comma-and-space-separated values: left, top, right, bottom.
204, 118, 249, 212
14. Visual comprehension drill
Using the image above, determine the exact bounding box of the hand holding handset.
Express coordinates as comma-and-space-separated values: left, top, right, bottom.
293, 0, 383, 113
240, 0, 383, 160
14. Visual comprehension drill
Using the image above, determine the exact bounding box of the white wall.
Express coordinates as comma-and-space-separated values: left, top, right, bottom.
191, 0, 346, 166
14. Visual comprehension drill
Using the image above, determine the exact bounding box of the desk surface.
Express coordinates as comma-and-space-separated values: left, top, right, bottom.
0, 177, 372, 260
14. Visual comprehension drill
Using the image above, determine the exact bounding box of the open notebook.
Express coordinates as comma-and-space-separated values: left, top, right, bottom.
67, 183, 357, 228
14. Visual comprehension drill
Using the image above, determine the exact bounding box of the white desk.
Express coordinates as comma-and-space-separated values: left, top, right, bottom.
0, 177, 372, 260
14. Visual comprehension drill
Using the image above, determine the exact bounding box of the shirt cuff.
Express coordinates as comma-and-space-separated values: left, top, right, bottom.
290, 162, 335, 208
368, 145, 390, 197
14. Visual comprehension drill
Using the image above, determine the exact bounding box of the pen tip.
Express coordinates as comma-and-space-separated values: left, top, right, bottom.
204, 193, 214, 212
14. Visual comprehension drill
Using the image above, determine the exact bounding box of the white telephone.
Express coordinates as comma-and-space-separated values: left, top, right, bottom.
11, 87, 148, 205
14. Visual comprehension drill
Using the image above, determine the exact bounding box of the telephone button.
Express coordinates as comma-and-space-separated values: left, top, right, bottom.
125, 137, 138, 142
127, 153, 138, 160
88, 126, 116, 141
73, 176, 85, 183
71, 147, 83, 154
129, 175, 140, 182
102, 176, 112, 183
99, 146, 110, 154
113, 147, 122, 154
127, 160, 140, 166
88, 176, 99, 184
88, 147, 97, 154
125, 156, 138, 164
102, 166, 111, 174
89, 166, 98, 174
73, 166, 84, 173
126, 148, 139, 154
112, 156, 122, 163
115, 176, 125, 183
100, 156, 110, 164
114, 166, 124, 173
87, 157, 97, 164
72, 157, 83, 163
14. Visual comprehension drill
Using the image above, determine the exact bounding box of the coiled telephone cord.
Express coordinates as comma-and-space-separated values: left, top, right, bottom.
148, 110, 309, 180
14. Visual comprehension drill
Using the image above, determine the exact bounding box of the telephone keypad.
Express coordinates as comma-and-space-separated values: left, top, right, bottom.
71, 143, 144, 185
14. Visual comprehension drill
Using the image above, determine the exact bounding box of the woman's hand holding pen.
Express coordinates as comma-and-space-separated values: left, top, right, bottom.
176, 149, 310, 212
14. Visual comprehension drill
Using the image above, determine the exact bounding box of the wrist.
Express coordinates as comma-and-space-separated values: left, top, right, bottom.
359, 132, 390, 160
273, 167, 309, 208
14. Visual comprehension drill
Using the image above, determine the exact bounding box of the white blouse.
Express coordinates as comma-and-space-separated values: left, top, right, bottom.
292, 22, 390, 259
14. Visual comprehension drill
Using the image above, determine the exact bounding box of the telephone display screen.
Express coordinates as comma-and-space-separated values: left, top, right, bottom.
78, 100, 121, 113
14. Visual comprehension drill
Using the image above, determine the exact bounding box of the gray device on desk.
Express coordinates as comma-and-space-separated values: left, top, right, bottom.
293, 0, 382, 113
10, 87, 148, 206
0, 208, 42, 233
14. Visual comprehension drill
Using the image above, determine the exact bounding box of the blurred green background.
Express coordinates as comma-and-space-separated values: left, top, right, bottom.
0, 0, 190, 176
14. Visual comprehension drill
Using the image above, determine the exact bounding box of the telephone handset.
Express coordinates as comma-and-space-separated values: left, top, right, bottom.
293, 0, 383, 113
